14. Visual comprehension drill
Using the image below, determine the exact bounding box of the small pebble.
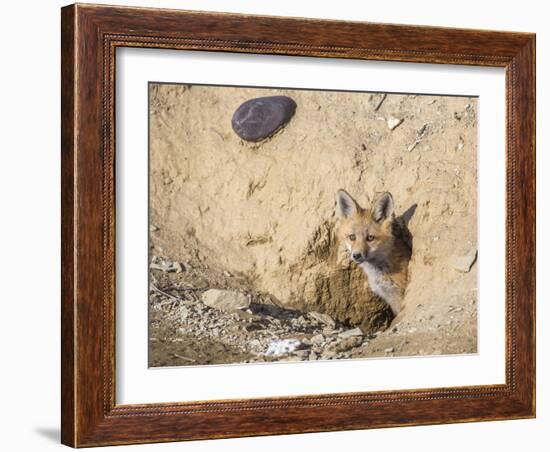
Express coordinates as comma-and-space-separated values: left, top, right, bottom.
453, 249, 478, 273
310, 334, 325, 345
179, 306, 189, 320
307, 311, 336, 328
387, 116, 404, 130
308, 351, 319, 361
338, 327, 363, 339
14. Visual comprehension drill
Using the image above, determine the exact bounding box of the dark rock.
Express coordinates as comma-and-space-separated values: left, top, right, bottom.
231, 96, 297, 142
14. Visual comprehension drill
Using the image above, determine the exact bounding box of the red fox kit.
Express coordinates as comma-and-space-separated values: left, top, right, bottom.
336, 189, 412, 316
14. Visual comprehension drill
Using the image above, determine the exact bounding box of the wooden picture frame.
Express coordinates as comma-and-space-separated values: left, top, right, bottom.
61, 3, 535, 447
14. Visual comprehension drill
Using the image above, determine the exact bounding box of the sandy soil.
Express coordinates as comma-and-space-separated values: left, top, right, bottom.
148, 83, 478, 367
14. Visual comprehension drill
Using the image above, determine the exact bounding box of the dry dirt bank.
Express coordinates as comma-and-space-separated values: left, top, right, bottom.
149, 84, 477, 366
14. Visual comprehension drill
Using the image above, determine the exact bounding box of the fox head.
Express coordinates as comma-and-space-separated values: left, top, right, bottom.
336, 189, 396, 266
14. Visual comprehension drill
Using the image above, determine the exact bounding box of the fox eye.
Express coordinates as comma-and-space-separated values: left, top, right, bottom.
366, 234, 375, 241
348, 234, 356, 241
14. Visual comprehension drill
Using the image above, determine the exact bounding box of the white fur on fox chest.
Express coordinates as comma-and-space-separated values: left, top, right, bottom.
359, 261, 401, 315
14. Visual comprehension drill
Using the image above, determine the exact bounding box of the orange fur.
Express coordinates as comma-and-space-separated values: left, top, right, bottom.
336, 189, 411, 316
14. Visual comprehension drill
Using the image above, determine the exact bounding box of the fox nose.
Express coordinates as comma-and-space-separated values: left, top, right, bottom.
352, 252, 363, 261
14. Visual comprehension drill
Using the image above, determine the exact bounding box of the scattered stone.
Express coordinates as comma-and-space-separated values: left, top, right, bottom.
307, 311, 336, 328
329, 336, 363, 353
453, 249, 478, 273
283, 356, 303, 362
248, 339, 262, 351
234, 310, 256, 321
387, 116, 404, 130
179, 306, 189, 320
322, 326, 336, 335
201, 289, 250, 312
150, 224, 159, 232
171, 262, 184, 273
384, 347, 395, 353
456, 137, 464, 151
320, 350, 338, 360
231, 96, 297, 142
310, 333, 325, 346
338, 327, 363, 339
265, 338, 301, 356
308, 351, 319, 361
294, 349, 310, 360
150, 260, 184, 273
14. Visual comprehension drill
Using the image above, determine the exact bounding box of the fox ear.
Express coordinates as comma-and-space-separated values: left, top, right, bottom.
372, 192, 394, 222
336, 189, 359, 218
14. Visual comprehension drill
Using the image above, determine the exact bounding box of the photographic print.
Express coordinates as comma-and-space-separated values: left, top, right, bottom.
148, 83, 478, 367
